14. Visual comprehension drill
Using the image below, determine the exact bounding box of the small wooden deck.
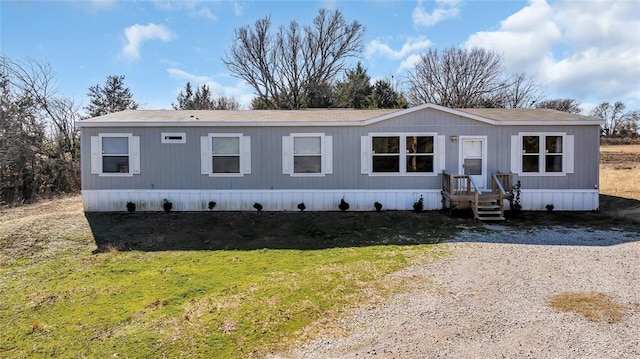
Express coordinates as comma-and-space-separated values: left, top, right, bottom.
441, 172, 514, 221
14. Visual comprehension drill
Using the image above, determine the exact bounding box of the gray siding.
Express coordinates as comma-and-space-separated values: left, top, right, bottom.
81, 108, 600, 191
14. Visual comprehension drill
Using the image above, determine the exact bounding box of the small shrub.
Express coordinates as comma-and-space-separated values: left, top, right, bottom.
511, 180, 522, 213
253, 202, 263, 212
413, 195, 424, 213
208, 201, 217, 210
374, 201, 383, 212
297, 202, 306, 212
546, 203, 555, 212
162, 199, 173, 213
126, 201, 136, 213
338, 197, 350, 212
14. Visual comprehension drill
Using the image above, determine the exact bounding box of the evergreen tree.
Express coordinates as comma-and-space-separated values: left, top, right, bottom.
337, 62, 372, 108
85, 75, 139, 117
173, 82, 240, 110
369, 79, 406, 109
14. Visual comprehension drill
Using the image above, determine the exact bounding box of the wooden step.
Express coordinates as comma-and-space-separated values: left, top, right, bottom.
471, 198, 505, 221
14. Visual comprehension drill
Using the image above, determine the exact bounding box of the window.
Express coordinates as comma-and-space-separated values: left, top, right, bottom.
282, 134, 333, 176
200, 134, 251, 177
102, 137, 129, 173
406, 136, 434, 173
363, 134, 440, 175
90, 134, 140, 176
372, 136, 399, 172
161, 132, 186, 144
511, 133, 574, 176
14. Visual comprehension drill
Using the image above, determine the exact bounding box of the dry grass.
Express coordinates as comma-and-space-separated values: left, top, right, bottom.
600, 144, 640, 154
548, 292, 629, 323
599, 145, 640, 223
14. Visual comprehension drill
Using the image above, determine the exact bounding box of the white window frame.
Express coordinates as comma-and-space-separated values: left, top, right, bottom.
161, 132, 186, 144
200, 133, 251, 177
282, 133, 333, 177
511, 132, 574, 176
361, 132, 443, 176
90, 133, 140, 177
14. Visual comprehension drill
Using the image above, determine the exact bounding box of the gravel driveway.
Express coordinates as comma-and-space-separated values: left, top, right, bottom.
276, 226, 640, 359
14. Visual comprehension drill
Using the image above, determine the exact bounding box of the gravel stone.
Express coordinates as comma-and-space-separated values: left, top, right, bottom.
273, 226, 640, 359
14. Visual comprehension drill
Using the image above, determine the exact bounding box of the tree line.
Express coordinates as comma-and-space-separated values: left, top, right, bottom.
1, 8, 638, 205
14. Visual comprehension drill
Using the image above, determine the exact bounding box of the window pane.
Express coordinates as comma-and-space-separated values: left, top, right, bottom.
102, 137, 128, 154
523, 136, 539, 153
294, 137, 321, 154
406, 155, 434, 172
463, 140, 482, 157
212, 156, 240, 173
463, 159, 482, 175
545, 155, 563, 172
103, 156, 129, 173
407, 136, 433, 154
522, 155, 539, 172
212, 137, 239, 154
294, 155, 321, 173
372, 137, 399, 154
546, 136, 563, 153
372, 156, 399, 172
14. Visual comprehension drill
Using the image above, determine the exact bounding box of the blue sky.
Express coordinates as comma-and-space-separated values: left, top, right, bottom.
2, 0, 639, 113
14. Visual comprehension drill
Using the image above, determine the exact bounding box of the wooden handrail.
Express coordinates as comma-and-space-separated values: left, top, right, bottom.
468, 176, 482, 195
492, 174, 507, 195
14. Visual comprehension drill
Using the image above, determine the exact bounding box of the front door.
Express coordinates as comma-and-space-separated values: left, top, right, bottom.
460, 137, 487, 189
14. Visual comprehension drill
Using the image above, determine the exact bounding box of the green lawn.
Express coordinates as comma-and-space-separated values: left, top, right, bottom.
0, 202, 451, 358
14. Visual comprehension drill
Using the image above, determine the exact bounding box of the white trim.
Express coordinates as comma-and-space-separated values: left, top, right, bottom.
436, 135, 446, 173
93, 133, 138, 177
161, 132, 186, 144
361, 135, 371, 174
81, 189, 442, 212
513, 132, 571, 177
284, 133, 332, 177
201, 133, 250, 177
367, 132, 439, 176
458, 136, 487, 189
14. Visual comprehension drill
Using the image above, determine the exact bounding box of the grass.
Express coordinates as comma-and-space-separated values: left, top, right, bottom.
1, 144, 638, 357
599, 144, 640, 223
0, 197, 451, 358
548, 292, 628, 323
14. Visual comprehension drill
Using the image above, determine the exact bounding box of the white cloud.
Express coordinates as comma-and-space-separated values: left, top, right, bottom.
122, 23, 175, 61
167, 68, 254, 109
366, 37, 431, 60
463, 0, 640, 108
398, 54, 423, 73
413, 0, 461, 27
232, 1, 243, 16
193, 6, 217, 21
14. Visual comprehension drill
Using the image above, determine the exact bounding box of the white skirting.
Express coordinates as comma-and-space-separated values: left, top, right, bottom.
81, 189, 442, 212
519, 189, 599, 211
82, 188, 600, 212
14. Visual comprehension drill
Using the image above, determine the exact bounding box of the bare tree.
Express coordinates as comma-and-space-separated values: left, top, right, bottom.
536, 98, 582, 114
501, 72, 546, 108
406, 48, 506, 108
1, 56, 81, 204
592, 101, 629, 136
223, 9, 364, 109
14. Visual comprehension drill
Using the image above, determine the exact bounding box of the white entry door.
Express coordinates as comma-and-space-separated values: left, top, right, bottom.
460, 137, 487, 189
